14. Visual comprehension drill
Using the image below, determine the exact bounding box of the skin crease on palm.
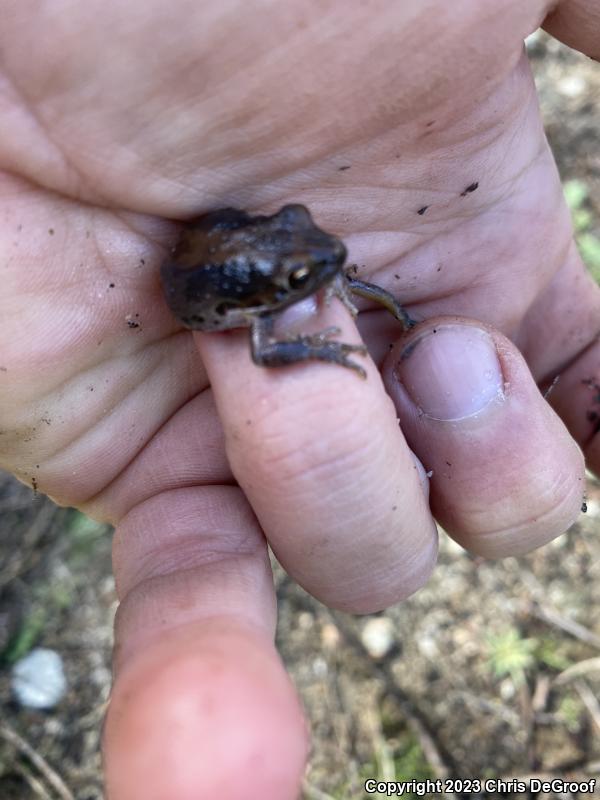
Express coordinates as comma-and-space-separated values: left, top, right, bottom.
1, 0, 600, 796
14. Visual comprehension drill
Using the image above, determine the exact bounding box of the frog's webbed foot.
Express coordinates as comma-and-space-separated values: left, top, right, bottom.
250, 315, 368, 378
344, 270, 416, 331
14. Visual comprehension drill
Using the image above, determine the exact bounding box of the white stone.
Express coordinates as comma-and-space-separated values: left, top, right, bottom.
557, 75, 586, 98
12, 648, 67, 709
417, 634, 439, 659
312, 657, 328, 678
320, 623, 341, 650
361, 617, 395, 658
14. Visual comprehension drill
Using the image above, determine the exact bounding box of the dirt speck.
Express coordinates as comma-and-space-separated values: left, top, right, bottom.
126, 312, 142, 329
460, 182, 479, 196
417, 205, 429, 215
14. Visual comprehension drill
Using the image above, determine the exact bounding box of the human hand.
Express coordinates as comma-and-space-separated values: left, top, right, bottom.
0, 1, 598, 797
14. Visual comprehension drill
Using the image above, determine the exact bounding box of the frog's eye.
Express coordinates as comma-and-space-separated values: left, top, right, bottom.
289, 265, 311, 289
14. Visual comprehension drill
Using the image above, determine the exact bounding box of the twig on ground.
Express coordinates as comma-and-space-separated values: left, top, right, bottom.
554, 657, 600, 685
531, 674, 551, 712
302, 781, 338, 800
328, 610, 460, 799
529, 603, 600, 649
14, 762, 53, 800
447, 690, 521, 726
364, 703, 396, 784
0, 504, 62, 591
574, 680, 600, 738
0, 721, 75, 800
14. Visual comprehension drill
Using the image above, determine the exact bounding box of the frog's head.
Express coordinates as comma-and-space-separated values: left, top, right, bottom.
265, 204, 347, 306
160, 203, 349, 330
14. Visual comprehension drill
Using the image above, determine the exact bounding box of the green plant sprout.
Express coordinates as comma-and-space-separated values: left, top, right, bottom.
486, 628, 537, 687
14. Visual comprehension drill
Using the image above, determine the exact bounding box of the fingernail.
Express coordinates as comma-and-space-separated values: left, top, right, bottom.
395, 324, 504, 420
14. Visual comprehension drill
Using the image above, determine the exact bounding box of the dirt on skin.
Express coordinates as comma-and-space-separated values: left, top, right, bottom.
1, 30, 600, 800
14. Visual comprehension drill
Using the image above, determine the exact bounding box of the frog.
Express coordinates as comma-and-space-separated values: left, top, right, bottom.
160, 204, 415, 377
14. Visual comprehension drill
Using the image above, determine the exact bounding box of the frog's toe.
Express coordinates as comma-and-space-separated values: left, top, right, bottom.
292, 326, 341, 345
339, 342, 368, 355
307, 339, 368, 377
335, 341, 369, 377
336, 353, 368, 378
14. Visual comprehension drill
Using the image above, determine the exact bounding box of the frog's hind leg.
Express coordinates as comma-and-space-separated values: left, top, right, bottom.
250, 314, 368, 378
345, 274, 416, 330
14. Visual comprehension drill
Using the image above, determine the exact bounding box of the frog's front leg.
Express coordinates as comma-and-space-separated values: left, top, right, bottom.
250, 313, 368, 378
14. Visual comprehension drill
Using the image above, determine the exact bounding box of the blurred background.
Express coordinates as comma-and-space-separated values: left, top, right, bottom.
0, 30, 599, 800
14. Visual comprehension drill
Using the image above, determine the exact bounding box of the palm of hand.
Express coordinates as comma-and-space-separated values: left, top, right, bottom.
2, 6, 596, 507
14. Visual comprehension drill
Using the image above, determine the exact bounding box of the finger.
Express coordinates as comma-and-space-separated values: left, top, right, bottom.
106, 485, 307, 800
382, 318, 585, 557
543, 0, 600, 61
516, 243, 600, 384
512, 244, 600, 475
544, 336, 600, 475
198, 299, 438, 613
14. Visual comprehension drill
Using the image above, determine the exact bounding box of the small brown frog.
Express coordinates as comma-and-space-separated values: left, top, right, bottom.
160, 204, 414, 376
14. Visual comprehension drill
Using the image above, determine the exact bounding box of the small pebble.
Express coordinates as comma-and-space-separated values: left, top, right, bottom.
361, 617, 395, 658
312, 656, 328, 678
12, 648, 67, 709
321, 623, 341, 651
557, 75, 586, 98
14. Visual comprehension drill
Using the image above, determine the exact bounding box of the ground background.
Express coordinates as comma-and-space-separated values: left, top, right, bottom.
1, 30, 600, 800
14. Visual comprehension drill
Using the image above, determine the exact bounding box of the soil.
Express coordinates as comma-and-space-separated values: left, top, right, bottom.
1, 29, 600, 800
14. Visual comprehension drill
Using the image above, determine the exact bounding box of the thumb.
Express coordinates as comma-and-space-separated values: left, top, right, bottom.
383, 317, 585, 557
